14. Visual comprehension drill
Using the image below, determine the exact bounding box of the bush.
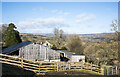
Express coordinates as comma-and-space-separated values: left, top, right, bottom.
51, 44, 57, 50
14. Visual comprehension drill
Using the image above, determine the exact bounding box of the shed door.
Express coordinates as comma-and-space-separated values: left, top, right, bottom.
60, 53, 64, 61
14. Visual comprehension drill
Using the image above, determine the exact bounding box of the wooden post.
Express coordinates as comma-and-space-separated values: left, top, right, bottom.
57, 62, 59, 71
116, 66, 118, 75
107, 67, 109, 75
117, 64, 120, 75
112, 67, 113, 75
60, 63, 61, 71
63, 62, 64, 70
118, 65, 120, 76
91, 62, 92, 71
68, 63, 69, 70
119, 63, 120, 75
39, 62, 41, 74
21, 56, 23, 68
69, 63, 71, 70
81, 65, 83, 69
113, 66, 115, 75
101, 67, 104, 75
64, 62, 65, 70
65, 63, 67, 70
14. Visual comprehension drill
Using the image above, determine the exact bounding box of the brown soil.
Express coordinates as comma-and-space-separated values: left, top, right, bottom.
36, 71, 119, 77
45, 71, 98, 75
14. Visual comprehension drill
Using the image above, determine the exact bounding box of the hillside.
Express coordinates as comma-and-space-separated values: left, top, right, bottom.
79, 33, 117, 44
20, 32, 117, 44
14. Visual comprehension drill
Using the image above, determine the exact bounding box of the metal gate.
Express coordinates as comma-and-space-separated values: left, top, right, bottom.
102, 65, 118, 75
57, 62, 71, 71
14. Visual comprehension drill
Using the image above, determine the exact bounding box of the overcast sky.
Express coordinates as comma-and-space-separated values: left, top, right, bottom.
2, 2, 118, 34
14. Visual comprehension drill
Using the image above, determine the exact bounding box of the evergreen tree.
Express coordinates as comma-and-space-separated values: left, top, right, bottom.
4, 23, 22, 47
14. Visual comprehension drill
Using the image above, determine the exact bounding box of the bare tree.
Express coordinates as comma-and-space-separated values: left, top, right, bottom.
53, 28, 65, 49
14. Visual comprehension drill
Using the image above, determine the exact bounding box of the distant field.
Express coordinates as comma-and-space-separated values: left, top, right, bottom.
20, 33, 117, 44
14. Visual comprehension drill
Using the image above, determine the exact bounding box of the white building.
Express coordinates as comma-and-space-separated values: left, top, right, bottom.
56, 50, 85, 62
42, 41, 52, 47
71, 54, 85, 63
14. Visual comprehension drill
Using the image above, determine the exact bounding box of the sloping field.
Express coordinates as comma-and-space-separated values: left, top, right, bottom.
45, 69, 101, 75
2, 63, 35, 77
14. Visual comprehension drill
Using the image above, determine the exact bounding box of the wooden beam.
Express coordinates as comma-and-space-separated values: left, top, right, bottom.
21, 56, 23, 68
0, 58, 21, 64
0, 61, 21, 67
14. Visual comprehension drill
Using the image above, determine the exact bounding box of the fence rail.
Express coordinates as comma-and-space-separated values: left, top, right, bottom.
0, 54, 57, 75
0, 54, 118, 75
70, 62, 102, 74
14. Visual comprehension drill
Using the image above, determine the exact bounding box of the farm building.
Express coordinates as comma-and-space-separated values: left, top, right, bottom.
71, 54, 85, 63
2, 41, 85, 62
19, 43, 60, 61
42, 41, 52, 47
56, 50, 85, 62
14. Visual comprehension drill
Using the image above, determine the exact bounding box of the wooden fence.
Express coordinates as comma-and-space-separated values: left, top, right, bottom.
0, 54, 57, 75
57, 62, 119, 75
0, 54, 118, 75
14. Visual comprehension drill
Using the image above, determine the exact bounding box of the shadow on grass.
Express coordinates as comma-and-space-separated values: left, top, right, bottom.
1, 63, 35, 77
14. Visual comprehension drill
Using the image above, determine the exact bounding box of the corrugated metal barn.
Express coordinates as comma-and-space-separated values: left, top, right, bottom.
2, 41, 85, 62
19, 43, 60, 61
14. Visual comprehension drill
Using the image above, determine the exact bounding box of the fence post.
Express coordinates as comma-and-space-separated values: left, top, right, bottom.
60, 62, 61, 71
81, 63, 83, 69
39, 62, 41, 74
63, 62, 64, 70
91, 62, 92, 71
107, 67, 109, 75
101, 67, 104, 75
118, 61, 120, 75
65, 62, 67, 70
116, 66, 118, 75
57, 62, 59, 71
69, 62, 71, 70
112, 67, 113, 75
21, 56, 23, 68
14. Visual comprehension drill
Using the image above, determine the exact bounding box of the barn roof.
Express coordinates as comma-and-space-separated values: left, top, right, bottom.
72, 54, 85, 56
2, 41, 32, 54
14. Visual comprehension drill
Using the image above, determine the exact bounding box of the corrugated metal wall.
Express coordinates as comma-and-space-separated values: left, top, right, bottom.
19, 44, 60, 61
